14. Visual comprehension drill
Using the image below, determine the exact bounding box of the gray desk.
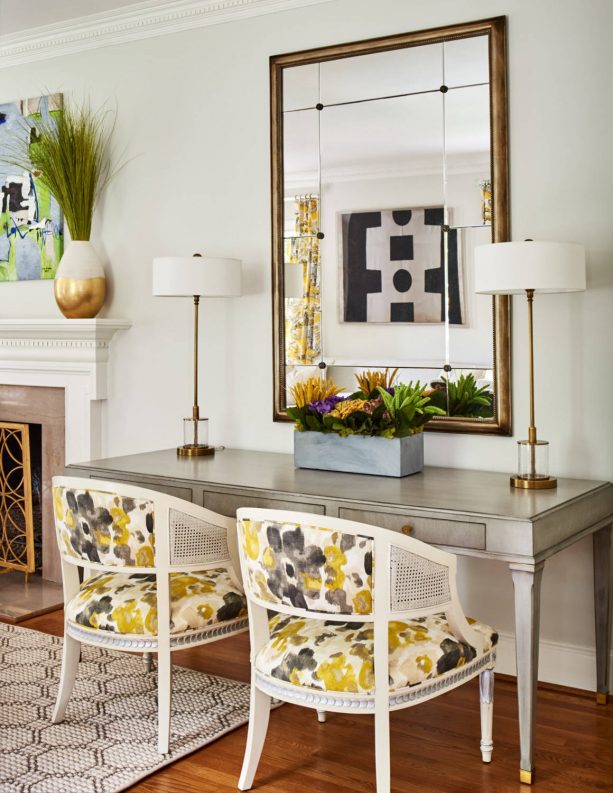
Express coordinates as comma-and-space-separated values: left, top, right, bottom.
67, 448, 613, 784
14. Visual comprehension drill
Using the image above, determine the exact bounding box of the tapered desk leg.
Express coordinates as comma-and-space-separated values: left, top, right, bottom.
594, 524, 612, 705
510, 562, 545, 785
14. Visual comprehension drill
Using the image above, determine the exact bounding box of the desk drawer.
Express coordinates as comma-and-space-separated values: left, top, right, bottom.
338, 507, 485, 550
203, 490, 325, 518
88, 474, 193, 502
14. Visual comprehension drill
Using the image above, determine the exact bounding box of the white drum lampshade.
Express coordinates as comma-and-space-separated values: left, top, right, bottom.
474, 241, 585, 295
473, 240, 586, 489
153, 256, 241, 297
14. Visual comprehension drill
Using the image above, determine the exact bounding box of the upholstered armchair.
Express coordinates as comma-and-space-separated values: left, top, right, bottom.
236, 508, 498, 792
51, 476, 249, 754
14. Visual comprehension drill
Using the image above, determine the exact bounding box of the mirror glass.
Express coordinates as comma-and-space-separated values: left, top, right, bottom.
273, 19, 510, 432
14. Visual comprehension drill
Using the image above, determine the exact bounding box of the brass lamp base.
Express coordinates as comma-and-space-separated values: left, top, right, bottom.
511, 475, 557, 490
177, 444, 215, 457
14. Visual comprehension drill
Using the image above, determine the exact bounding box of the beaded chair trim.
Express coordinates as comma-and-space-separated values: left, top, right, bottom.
255, 650, 496, 711
66, 617, 249, 651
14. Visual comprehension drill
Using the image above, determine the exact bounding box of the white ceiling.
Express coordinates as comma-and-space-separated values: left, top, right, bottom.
0, 0, 168, 36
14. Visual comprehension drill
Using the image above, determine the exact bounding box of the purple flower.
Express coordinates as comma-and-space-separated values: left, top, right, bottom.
385, 387, 395, 396
308, 395, 346, 415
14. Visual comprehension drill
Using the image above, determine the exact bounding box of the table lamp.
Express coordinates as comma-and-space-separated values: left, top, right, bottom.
153, 253, 241, 456
474, 240, 585, 489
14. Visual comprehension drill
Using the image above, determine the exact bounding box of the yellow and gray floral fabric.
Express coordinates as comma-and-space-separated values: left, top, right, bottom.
239, 518, 373, 615
65, 568, 247, 635
54, 486, 156, 567
256, 613, 498, 694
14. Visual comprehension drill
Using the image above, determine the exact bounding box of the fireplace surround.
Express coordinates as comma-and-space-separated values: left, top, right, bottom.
0, 319, 130, 596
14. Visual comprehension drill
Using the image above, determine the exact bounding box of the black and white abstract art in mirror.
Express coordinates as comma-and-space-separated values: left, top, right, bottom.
340, 206, 463, 326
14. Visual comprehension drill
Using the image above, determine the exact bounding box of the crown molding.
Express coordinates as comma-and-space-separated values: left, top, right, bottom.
0, 0, 335, 69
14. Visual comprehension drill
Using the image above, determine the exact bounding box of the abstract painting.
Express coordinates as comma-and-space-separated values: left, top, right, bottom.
0, 94, 63, 282
340, 207, 464, 325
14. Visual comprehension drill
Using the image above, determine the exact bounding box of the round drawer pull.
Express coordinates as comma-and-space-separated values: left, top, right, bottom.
401, 524, 413, 535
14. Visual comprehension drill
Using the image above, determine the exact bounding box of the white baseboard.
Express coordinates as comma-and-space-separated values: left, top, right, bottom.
495, 631, 613, 692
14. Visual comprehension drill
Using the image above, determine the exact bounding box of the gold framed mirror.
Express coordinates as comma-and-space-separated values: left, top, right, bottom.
271, 16, 510, 434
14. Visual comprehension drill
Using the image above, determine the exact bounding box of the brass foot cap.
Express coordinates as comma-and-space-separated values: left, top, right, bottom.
520, 769, 534, 785
177, 444, 215, 457
596, 692, 608, 705
511, 475, 557, 490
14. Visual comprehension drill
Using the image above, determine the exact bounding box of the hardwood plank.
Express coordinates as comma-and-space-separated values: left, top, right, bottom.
5, 610, 613, 792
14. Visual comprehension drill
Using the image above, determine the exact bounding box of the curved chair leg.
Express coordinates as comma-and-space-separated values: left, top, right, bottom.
374, 707, 391, 792
52, 634, 81, 724
157, 650, 173, 754
479, 667, 495, 763
317, 710, 327, 723
238, 683, 271, 791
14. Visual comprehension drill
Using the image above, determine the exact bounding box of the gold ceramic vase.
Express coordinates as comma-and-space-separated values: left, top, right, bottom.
54, 240, 106, 319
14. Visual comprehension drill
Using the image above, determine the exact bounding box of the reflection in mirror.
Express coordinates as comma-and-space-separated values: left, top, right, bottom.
319, 44, 443, 105
443, 36, 489, 87
272, 18, 510, 433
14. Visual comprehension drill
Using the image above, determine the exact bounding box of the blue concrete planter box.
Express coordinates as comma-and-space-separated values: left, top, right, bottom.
294, 431, 424, 478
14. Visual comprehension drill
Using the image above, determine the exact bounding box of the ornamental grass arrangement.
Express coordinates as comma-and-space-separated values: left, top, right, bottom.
288, 369, 446, 438
8, 99, 117, 241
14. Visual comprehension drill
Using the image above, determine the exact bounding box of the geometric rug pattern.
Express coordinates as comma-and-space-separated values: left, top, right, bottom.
0, 622, 251, 793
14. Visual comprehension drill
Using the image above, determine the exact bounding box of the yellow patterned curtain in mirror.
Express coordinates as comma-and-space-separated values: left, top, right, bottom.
284, 195, 321, 365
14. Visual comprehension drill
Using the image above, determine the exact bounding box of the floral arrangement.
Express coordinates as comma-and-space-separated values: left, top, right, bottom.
287, 369, 445, 438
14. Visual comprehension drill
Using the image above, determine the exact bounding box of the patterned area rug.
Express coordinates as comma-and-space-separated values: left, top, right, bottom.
0, 622, 251, 792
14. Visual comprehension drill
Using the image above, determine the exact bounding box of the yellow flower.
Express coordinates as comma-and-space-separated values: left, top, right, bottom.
355, 367, 398, 395
290, 375, 343, 408
327, 399, 365, 420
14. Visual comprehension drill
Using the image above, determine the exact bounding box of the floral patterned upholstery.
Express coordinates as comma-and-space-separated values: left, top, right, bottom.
65, 567, 247, 636
256, 613, 498, 694
239, 518, 373, 615
54, 486, 155, 567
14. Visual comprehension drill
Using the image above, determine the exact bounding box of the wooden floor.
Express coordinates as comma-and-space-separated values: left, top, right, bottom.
11, 610, 613, 793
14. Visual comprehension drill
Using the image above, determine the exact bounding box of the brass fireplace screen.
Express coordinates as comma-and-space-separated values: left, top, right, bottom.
0, 422, 35, 574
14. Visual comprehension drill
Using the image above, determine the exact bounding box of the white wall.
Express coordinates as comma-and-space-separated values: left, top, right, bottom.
0, 0, 611, 689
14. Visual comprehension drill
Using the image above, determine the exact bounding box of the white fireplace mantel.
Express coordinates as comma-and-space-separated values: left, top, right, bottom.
0, 318, 131, 463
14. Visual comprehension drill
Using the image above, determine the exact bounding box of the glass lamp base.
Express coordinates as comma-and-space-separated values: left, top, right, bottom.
179, 416, 214, 456
513, 439, 556, 488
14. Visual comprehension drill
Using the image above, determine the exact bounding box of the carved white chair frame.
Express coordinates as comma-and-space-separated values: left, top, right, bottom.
236, 507, 496, 793
51, 475, 249, 754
